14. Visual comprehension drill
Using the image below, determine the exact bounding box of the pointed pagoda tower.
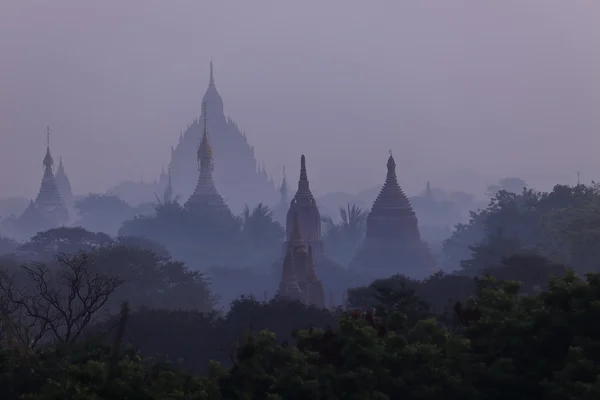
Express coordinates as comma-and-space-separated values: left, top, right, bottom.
279, 166, 288, 208
16, 127, 69, 236
34, 127, 68, 223
285, 155, 323, 253
424, 181, 433, 199
184, 102, 230, 214
349, 152, 435, 279
278, 212, 325, 307
168, 62, 278, 212
55, 156, 73, 205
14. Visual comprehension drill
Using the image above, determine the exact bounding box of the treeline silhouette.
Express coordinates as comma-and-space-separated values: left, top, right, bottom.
0, 182, 600, 397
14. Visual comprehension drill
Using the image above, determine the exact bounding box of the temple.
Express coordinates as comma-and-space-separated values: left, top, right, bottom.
349, 153, 436, 280
272, 166, 289, 224
16, 127, 68, 234
184, 102, 230, 215
167, 62, 278, 212
55, 156, 73, 206
285, 155, 323, 253
278, 212, 325, 307
274, 154, 348, 306
279, 166, 288, 209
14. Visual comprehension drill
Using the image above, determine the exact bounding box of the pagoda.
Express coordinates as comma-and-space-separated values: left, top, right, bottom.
184, 102, 230, 215
167, 62, 278, 212
16, 127, 68, 234
55, 156, 73, 206
349, 153, 436, 280
273, 154, 348, 305
285, 155, 323, 253
278, 212, 325, 307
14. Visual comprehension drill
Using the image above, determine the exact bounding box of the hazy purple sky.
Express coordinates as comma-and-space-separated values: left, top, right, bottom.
1, 1, 599, 198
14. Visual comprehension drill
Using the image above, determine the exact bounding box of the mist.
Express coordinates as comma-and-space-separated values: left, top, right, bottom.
1, 0, 599, 198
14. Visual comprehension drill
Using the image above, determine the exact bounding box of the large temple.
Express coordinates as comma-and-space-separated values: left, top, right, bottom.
349, 153, 436, 280
184, 102, 231, 215
15, 128, 69, 235
166, 63, 278, 213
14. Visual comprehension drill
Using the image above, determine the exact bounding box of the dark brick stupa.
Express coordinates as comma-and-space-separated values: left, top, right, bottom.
349, 153, 436, 280
278, 212, 325, 307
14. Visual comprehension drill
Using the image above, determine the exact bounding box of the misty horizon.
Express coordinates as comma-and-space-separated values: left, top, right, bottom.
1, 1, 599, 200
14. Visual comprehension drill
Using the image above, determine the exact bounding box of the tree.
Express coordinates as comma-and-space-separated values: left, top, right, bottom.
19, 227, 112, 259
322, 203, 368, 266
459, 228, 525, 275
0, 252, 122, 348
240, 203, 284, 253
486, 176, 528, 197
74, 194, 135, 235
119, 201, 250, 269
91, 244, 216, 312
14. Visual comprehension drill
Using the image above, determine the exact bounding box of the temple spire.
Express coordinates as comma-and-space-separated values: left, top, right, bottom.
279, 166, 288, 205
424, 180, 433, 198
387, 153, 396, 177
43, 126, 53, 168
297, 154, 310, 193
185, 100, 229, 214
209, 61, 215, 86
197, 101, 214, 169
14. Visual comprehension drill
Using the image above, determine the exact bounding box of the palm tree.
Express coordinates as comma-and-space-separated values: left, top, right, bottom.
241, 203, 285, 250
322, 203, 368, 266
339, 203, 368, 241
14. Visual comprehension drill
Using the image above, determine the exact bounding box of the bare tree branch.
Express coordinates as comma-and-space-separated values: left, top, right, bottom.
0, 251, 123, 349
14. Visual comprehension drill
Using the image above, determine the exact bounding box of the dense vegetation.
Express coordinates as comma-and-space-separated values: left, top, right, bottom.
1, 182, 600, 397
0, 262, 598, 399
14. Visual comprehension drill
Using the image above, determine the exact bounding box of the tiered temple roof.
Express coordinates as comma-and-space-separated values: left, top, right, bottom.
184, 102, 230, 214
167, 63, 278, 212
349, 153, 436, 280
55, 156, 73, 205
34, 128, 68, 223
278, 212, 325, 307
285, 155, 323, 253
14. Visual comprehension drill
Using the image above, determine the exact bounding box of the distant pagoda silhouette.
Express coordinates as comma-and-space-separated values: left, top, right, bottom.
285, 155, 323, 253
55, 156, 73, 206
18, 127, 68, 231
278, 211, 325, 307
166, 62, 278, 212
274, 154, 350, 306
184, 102, 230, 215
350, 152, 436, 280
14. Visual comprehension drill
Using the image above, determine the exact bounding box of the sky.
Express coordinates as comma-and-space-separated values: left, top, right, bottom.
0, 0, 599, 199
